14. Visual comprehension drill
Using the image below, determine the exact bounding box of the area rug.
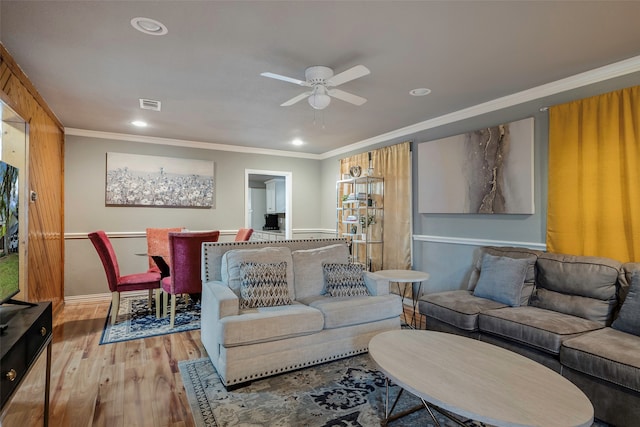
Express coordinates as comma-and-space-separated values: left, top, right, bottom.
99, 293, 200, 344
179, 353, 478, 427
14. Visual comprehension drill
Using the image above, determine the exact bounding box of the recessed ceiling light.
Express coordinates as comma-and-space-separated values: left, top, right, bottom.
292, 138, 304, 146
131, 17, 168, 36
131, 120, 148, 127
410, 88, 431, 96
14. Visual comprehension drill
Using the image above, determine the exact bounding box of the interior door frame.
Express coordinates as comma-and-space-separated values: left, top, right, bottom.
245, 169, 292, 239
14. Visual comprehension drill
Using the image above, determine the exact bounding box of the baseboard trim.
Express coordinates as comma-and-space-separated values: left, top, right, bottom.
413, 234, 546, 251
64, 290, 151, 304
64, 292, 112, 304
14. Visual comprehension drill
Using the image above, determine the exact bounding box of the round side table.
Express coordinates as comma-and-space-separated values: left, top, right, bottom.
374, 269, 430, 329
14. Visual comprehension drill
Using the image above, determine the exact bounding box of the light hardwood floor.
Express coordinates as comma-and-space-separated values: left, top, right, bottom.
1, 299, 204, 427
1, 300, 422, 427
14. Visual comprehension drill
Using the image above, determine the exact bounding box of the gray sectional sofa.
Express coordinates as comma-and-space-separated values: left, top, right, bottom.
419, 246, 640, 427
200, 238, 402, 388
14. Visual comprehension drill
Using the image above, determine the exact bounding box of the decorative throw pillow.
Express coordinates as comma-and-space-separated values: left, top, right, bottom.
612, 271, 640, 336
322, 263, 369, 297
239, 261, 292, 309
473, 253, 529, 307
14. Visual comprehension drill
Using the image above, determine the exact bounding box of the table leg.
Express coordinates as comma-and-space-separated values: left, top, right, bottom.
411, 282, 423, 329
381, 379, 424, 425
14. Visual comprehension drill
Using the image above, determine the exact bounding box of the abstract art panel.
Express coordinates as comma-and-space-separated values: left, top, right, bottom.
418, 117, 534, 214
105, 152, 214, 208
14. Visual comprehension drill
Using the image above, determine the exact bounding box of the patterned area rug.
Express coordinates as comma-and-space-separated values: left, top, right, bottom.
99, 293, 200, 344
179, 354, 611, 427
179, 353, 483, 427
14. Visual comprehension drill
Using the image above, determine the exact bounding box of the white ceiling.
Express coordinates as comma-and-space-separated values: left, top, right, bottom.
2, 1, 640, 156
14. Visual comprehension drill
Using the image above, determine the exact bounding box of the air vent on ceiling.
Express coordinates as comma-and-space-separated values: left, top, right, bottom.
139, 98, 161, 111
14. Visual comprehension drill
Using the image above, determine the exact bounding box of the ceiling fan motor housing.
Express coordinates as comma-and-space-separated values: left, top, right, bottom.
305, 66, 334, 86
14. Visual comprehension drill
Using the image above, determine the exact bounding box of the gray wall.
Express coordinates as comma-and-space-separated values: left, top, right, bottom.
64, 134, 322, 297
65, 71, 640, 298
320, 71, 640, 295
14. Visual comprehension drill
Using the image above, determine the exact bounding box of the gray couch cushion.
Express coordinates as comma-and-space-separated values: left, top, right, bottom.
468, 246, 541, 306
291, 244, 350, 299
420, 290, 507, 332
561, 327, 640, 393
533, 253, 621, 325
303, 294, 401, 329
222, 246, 296, 299
612, 271, 640, 336
479, 306, 604, 355
473, 254, 529, 306
217, 302, 324, 347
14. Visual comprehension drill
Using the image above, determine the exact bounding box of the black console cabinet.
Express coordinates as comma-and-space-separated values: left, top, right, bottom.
0, 302, 52, 426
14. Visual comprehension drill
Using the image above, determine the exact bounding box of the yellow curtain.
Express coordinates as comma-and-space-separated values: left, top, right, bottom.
547, 85, 640, 262
340, 142, 412, 270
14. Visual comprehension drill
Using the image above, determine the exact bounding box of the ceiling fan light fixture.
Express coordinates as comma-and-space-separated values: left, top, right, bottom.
308, 86, 331, 110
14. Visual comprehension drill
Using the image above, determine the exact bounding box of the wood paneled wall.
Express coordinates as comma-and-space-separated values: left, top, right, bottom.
0, 43, 65, 310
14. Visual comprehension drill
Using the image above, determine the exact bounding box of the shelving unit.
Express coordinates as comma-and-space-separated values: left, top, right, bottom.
336, 176, 383, 271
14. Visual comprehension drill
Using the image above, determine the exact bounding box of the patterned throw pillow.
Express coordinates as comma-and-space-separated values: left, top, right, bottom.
322, 263, 370, 297
239, 261, 292, 309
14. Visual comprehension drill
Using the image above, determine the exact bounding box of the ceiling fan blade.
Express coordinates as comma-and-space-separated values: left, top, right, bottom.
280, 91, 312, 107
327, 65, 370, 87
261, 72, 310, 86
328, 89, 367, 106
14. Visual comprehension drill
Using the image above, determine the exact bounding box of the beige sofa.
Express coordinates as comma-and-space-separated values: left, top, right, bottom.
200, 238, 402, 388
419, 246, 640, 427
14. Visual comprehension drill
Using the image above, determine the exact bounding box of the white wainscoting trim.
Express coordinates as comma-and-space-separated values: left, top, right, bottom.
413, 234, 547, 251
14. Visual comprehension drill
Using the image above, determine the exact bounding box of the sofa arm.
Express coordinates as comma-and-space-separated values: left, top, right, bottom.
364, 271, 390, 296
202, 280, 239, 319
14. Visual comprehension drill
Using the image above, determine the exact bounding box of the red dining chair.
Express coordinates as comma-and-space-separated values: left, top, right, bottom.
162, 230, 220, 327
235, 228, 253, 241
146, 227, 183, 275
88, 231, 162, 324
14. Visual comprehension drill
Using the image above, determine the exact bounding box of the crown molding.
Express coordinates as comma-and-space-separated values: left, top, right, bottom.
66, 54, 640, 161
319, 54, 640, 160
64, 128, 322, 160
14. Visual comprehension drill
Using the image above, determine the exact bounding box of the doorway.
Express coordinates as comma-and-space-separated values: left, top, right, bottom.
245, 169, 292, 239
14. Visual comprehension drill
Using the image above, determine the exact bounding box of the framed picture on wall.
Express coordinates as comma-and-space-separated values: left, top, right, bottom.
105, 152, 214, 208
417, 117, 534, 214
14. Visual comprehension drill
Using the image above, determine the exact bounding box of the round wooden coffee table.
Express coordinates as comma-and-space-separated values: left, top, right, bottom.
369, 330, 594, 427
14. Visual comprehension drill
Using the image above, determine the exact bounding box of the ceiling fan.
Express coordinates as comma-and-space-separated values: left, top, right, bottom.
261, 65, 370, 110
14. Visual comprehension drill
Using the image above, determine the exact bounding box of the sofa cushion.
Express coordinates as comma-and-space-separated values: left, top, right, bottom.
473, 254, 528, 306
612, 271, 640, 336
467, 247, 540, 306
479, 306, 604, 355
303, 294, 401, 329
420, 290, 507, 332
239, 261, 292, 309
533, 253, 621, 325
217, 302, 324, 347
222, 246, 296, 300
561, 327, 640, 393
322, 263, 369, 297
291, 244, 350, 299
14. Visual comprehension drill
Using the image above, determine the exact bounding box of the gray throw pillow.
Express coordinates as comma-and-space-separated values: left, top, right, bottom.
239, 261, 292, 309
322, 263, 370, 297
473, 253, 529, 306
612, 271, 640, 336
